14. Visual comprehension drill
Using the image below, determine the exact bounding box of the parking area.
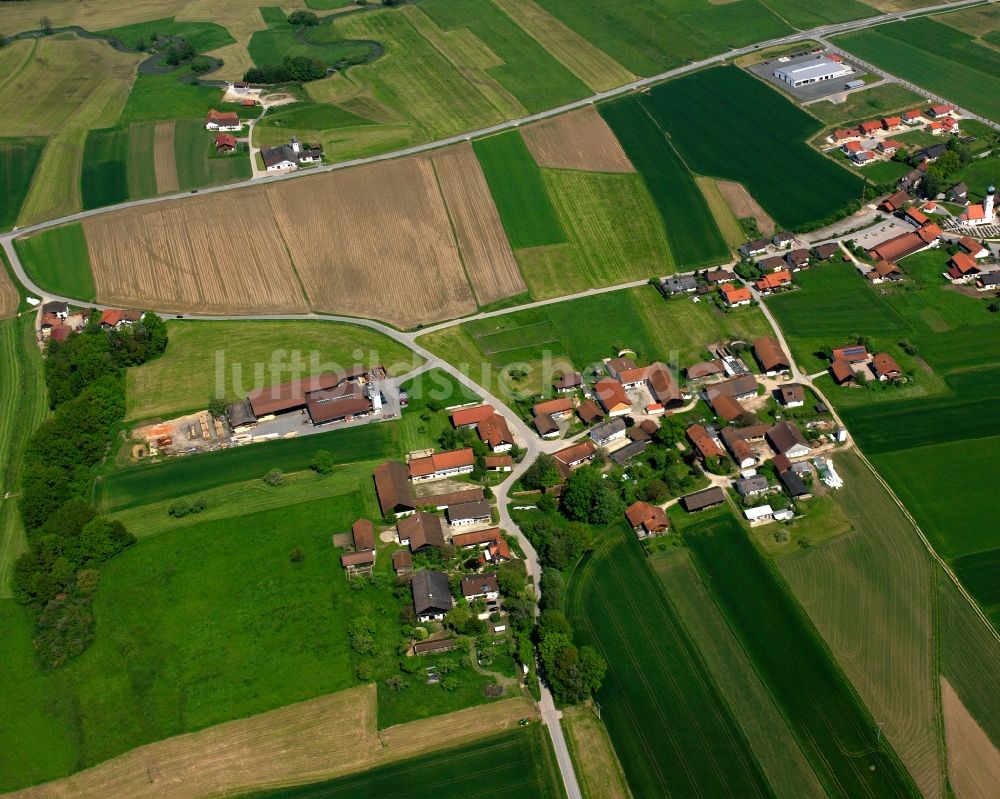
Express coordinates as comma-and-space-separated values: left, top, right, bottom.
747, 51, 871, 103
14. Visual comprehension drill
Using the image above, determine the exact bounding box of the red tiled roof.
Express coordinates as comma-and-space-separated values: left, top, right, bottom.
477, 413, 513, 449
756, 271, 792, 291
206, 109, 240, 125
352, 519, 375, 551
872, 352, 902, 378
830, 359, 854, 384
687, 424, 724, 460
882, 116, 901, 127
721, 283, 752, 304
958, 236, 986, 255
859, 120, 881, 133
451, 404, 494, 427
949, 251, 979, 275
844, 140, 863, 153
553, 441, 596, 466
594, 378, 629, 411
452, 528, 501, 548
708, 390, 744, 422
484, 455, 512, 469
409, 448, 475, 477
533, 397, 573, 416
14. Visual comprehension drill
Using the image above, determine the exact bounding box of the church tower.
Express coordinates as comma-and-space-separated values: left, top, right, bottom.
986, 185, 996, 221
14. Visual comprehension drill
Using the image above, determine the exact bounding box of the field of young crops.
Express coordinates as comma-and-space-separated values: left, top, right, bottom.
683, 514, 919, 798
14, 223, 96, 301
473, 131, 567, 250
81, 127, 131, 209
568, 523, 772, 798
0, 138, 45, 230
644, 67, 865, 230
834, 16, 1000, 123
599, 96, 729, 268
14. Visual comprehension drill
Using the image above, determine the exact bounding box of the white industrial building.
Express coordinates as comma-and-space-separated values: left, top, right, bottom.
774, 57, 853, 88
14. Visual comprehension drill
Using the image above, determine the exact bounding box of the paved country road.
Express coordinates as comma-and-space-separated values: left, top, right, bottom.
1, 2, 995, 796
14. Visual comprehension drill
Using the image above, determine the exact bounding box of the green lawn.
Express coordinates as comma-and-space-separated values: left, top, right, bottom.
116, 71, 233, 126
862, 159, 910, 184
599, 95, 729, 268
125, 319, 420, 421
80, 126, 130, 209
421, 0, 589, 114
248, 13, 376, 69
534, 0, 792, 76
13, 223, 96, 301
173, 119, 251, 191
95, 423, 398, 512
0, 496, 403, 792
643, 67, 864, 230
683, 513, 918, 798
807, 83, 926, 126
473, 131, 567, 250
256, 102, 374, 133
835, 17, 1000, 123
97, 18, 235, 53
0, 137, 45, 230
567, 522, 772, 798
242, 727, 564, 799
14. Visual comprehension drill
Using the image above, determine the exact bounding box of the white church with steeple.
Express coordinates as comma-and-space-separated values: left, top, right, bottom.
958, 185, 996, 228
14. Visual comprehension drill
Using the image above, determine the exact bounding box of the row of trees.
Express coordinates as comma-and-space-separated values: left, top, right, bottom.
244, 55, 327, 84
13, 314, 167, 668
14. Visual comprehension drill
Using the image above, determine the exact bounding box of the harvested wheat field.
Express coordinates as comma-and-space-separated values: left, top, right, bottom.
269, 158, 477, 328
84, 190, 306, 315
717, 179, 775, 235
0, 261, 18, 319
432, 143, 525, 306
523, 107, 635, 174
941, 678, 1000, 799
6, 686, 535, 799
153, 121, 178, 194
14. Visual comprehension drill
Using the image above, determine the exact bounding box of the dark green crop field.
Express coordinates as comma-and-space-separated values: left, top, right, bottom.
242, 727, 564, 799
96, 424, 397, 512
13, 223, 96, 302
755, 0, 875, 28
536, 0, 791, 76
568, 524, 771, 798
644, 66, 864, 230
0, 137, 45, 230
98, 18, 235, 53
422, 0, 589, 114
835, 17, 1000, 123
473, 131, 567, 250
599, 96, 729, 268
256, 103, 374, 132
684, 515, 919, 798
953, 548, 1000, 609
81, 127, 130, 209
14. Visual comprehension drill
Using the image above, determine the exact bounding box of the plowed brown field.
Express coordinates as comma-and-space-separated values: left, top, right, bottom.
268, 158, 476, 328
5, 686, 535, 799
432, 143, 525, 306
717, 180, 775, 235
523, 107, 635, 173
153, 121, 178, 194
84, 190, 307, 315
941, 677, 1000, 799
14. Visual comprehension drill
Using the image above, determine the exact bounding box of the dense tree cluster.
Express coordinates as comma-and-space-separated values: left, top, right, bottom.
244, 55, 328, 84
287, 10, 319, 26
13, 314, 166, 668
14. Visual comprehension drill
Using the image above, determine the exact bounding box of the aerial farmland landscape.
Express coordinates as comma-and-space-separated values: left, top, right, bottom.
2, 0, 1000, 797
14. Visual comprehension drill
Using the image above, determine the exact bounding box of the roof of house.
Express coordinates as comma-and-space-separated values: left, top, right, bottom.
594, 378, 630, 411
859, 120, 881, 132
766, 420, 809, 455
352, 519, 375, 551
883, 116, 901, 126
687, 424, 725, 460
721, 427, 754, 464
392, 549, 412, 570
977, 271, 1000, 287
409, 448, 475, 478
753, 336, 790, 372
577, 399, 604, 423
872, 352, 902, 377
714, 374, 758, 399
881, 190, 909, 212
477, 413, 513, 449
735, 475, 769, 495
829, 358, 855, 383
260, 140, 322, 168
606, 356, 636, 375
591, 418, 627, 441
813, 242, 839, 260
485, 455, 513, 469
533, 397, 574, 416
868, 231, 929, 262
833, 128, 856, 139
398, 512, 446, 550
416, 487, 484, 510
625, 501, 669, 532
374, 461, 416, 515
844, 140, 863, 152
780, 470, 809, 497
639, 419, 659, 436
447, 499, 492, 523
708, 390, 745, 422
680, 486, 726, 512
533, 413, 558, 436
686, 360, 724, 379
645, 362, 682, 405
706, 269, 738, 283
553, 372, 583, 390
248, 372, 338, 416
832, 345, 869, 363
451, 404, 494, 427
786, 248, 810, 266
722, 283, 752, 304
413, 638, 456, 655
206, 109, 240, 125
485, 538, 511, 563
411, 570, 452, 615
949, 251, 979, 276
759, 255, 786, 271
904, 207, 929, 226
100, 308, 142, 327
757, 270, 793, 291
553, 441, 596, 466
742, 238, 770, 252
461, 573, 500, 598
772, 453, 792, 473
610, 440, 649, 464
780, 384, 806, 404
227, 398, 257, 428
957, 236, 985, 255
773, 231, 795, 244
215, 133, 237, 148
628, 428, 653, 445
306, 383, 371, 424
452, 527, 501, 548
928, 104, 954, 115
42, 301, 68, 314
341, 550, 375, 568
902, 109, 922, 120
662, 275, 698, 293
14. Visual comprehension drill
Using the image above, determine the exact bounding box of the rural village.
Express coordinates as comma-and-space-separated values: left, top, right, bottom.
2, 2, 1000, 799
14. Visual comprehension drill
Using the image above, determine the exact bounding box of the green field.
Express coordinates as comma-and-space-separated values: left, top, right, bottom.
81, 126, 130, 209
97, 18, 235, 53
645, 67, 864, 230
116, 71, 233, 126
0, 137, 45, 230
535, 0, 792, 76
173, 119, 251, 190
256, 102, 375, 133
568, 523, 772, 798
418, 284, 772, 398
683, 513, 918, 798
242, 727, 564, 799
473, 131, 567, 250
0, 495, 395, 791
756, 0, 876, 28
13, 223, 96, 301
599, 96, 729, 268
248, 11, 376, 70
125, 319, 419, 421
835, 16, 1000, 123
807, 83, 926, 126
95, 423, 397, 512
0, 317, 47, 597
125, 121, 158, 198
421, 0, 589, 114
